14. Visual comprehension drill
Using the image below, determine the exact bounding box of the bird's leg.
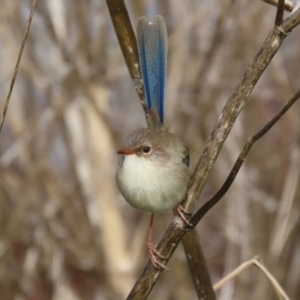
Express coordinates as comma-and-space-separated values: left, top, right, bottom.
176, 202, 193, 228
147, 213, 170, 270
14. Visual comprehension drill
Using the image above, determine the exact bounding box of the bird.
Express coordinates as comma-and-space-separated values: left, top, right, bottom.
116, 15, 190, 269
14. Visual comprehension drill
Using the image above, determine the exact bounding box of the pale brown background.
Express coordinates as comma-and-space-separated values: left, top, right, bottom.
0, 0, 299, 299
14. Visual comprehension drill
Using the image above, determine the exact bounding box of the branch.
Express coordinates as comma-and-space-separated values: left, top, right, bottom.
261, 0, 294, 12
190, 89, 300, 226
275, 0, 285, 25
213, 256, 290, 300
106, 0, 148, 122
126, 7, 300, 300
182, 231, 216, 300
184, 8, 300, 214
0, 0, 37, 136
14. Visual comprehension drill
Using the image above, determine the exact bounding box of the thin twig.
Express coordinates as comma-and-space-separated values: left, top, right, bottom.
253, 258, 290, 300
190, 89, 300, 226
213, 257, 290, 300
213, 258, 254, 291
0, 0, 37, 135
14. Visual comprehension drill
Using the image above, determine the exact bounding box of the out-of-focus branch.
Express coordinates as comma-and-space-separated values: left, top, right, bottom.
213, 256, 290, 300
126, 7, 300, 300
190, 88, 300, 226
261, 0, 294, 12
106, 0, 148, 122
0, 0, 37, 135
192, 1, 234, 100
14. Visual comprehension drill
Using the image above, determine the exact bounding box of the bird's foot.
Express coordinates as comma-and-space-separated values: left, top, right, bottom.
147, 242, 170, 271
176, 203, 193, 228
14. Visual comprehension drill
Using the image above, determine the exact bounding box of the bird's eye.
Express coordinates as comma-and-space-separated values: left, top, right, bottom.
142, 147, 151, 153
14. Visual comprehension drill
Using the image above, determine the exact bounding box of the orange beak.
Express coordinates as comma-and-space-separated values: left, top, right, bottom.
117, 148, 135, 155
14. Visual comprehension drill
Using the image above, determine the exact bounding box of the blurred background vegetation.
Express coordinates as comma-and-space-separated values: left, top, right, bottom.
0, 0, 299, 299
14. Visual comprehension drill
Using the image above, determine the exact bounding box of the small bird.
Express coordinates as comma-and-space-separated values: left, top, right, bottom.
116, 16, 190, 269
116, 128, 189, 213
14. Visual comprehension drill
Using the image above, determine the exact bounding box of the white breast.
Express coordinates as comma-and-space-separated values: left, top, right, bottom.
117, 154, 187, 213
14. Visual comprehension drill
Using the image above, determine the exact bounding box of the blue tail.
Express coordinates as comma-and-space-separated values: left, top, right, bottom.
137, 15, 167, 127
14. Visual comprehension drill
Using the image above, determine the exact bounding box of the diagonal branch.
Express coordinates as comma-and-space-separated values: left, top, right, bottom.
184, 8, 300, 214
106, 0, 148, 122
0, 0, 37, 136
190, 89, 300, 226
126, 7, 300, 300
